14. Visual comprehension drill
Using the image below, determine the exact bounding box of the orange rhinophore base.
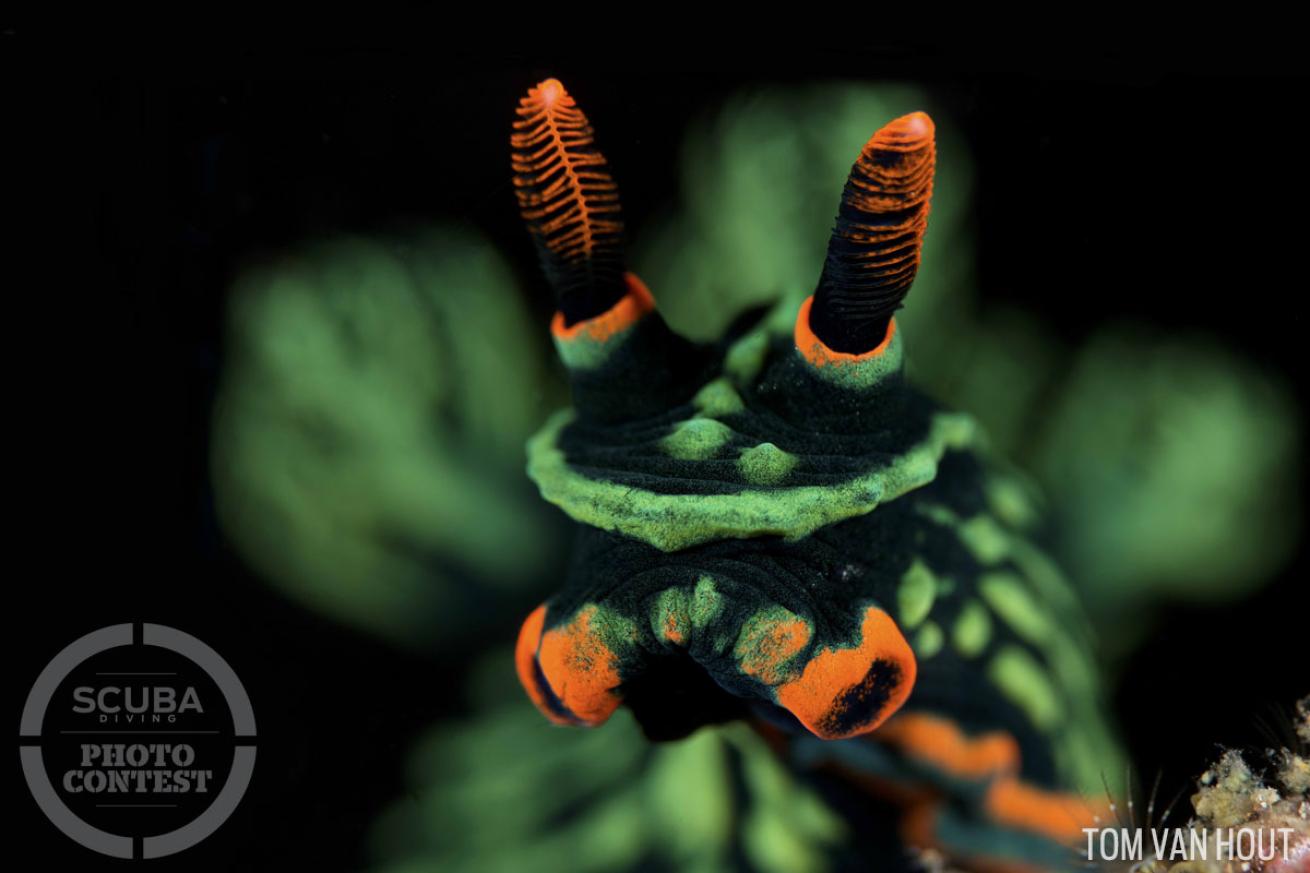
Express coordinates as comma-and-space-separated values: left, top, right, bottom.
776, 606, 917, 740
550, 272, 655, 345
794, 295, 897, 368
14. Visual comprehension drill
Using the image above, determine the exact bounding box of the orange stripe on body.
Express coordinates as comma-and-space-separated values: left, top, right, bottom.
983, 777, 1103, 844
901, 797, 1073, 873
876, 712, 1021, 780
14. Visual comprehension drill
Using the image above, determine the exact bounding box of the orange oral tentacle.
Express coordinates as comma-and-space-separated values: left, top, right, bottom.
534, 605, 623, 727
777, 606, 917, 740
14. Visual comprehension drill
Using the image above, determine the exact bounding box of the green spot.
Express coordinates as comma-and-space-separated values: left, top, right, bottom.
737, 443, 797, 486
952, 599, 992, 658
724, 330, 770, 385
917, 503, 959, 528
583, 602, 643, 654
1062, 724, 1111, 797
660, 418, 735, 461
914, 621, 943, 658
978, 572, 1052, 645
1048, 635, 1098, 702
1007, 539, 1084, 622
692, 378, 747, 418
527, 409, 979, 551
958, 514, 1011, 565
651, 587, 691, 644
918, 504, 1013, 565
987, 645, 1064, 731
897, 559, 937, 628
690, 577, 723, 630
985, 475, 1040, 530
734, 605, 811, 683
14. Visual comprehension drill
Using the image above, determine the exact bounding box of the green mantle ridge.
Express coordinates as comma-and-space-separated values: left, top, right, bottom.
526, 409, 980, 552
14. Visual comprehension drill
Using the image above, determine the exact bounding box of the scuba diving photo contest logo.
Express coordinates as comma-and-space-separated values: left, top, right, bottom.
18, 623, 256, 859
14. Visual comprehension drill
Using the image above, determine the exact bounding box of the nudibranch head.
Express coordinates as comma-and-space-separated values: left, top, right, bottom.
511, 78, 953, 742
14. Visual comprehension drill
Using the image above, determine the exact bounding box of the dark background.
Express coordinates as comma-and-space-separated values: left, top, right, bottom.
13, 40, 1308, 871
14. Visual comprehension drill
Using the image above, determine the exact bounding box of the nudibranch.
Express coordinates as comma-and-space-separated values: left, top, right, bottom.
511, 78, 1119, 869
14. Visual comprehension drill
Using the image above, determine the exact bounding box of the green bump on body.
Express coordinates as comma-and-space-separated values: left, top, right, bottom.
692, 378, 747, 417
987, 645, 1064, 731
1062, 723, 1110, 797
527, 409, 979, 551
690, 577, 723, 630
734, 605, 812, 684
917, 503, 959, 528
914, 621, 943, 658
957, 514, 1011, 565
918, 504, 1013, 566
897, 559, 937, 628
652, 587, 692, 645
978, 572, 1052, 645
660, 418, 735, 460
952, 599, 992, 658
1007, 538, 1083, 620
738, 443, 797, 485
984, 476, 1040, 530
586, 602, 643, 653
724, 330, 770, 385
1048, 635, 1098, 702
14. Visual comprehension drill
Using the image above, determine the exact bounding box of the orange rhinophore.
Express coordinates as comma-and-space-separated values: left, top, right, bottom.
511, 78, 627, 324
806, 111, 936, 355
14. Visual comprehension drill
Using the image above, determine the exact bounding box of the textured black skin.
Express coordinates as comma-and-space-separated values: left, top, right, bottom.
541, 446, 1059, 788
559, 325, 933, 493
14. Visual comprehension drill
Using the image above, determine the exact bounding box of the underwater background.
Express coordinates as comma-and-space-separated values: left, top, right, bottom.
14, 47, 1308, 872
